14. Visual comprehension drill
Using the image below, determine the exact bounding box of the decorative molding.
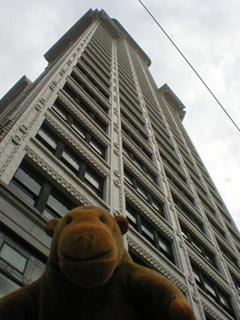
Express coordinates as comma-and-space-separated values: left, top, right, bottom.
44, 114, 110, 177
121, 117, 153, 154
201, 301, 225, 320
127, 235, 187, 293
122, 134, 158, 175
19, 125, 28, 133
188, 248, 231, 294
192, 291, 198, 302
123, 156, 165, 203
12, 135, 21, 145
114, 170, 120, 177
67, 77, 110, 124
125, 186, 174, 240
57, 91, 110, 147
114, 149, 120, 156
114, 179, 121, 187
178, 212, 215, 253
170, 184, 203, 221
72, 67, 110, 108
25, 146, 92, 206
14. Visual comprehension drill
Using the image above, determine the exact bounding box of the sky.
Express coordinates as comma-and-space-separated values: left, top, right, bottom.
0, 0, 239, 231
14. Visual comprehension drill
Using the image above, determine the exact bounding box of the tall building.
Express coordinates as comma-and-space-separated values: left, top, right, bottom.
0, 9, 239, 320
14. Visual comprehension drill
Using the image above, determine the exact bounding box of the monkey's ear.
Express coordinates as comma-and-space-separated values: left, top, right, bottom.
115, 216, 129, 235
45, 219, 59, 237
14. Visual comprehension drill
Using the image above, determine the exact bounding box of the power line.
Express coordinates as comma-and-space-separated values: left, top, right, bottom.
138, 0, 240, 132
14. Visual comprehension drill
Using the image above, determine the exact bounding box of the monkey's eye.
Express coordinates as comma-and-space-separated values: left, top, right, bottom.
66, 216, 73, 225
99, 216, 106, 223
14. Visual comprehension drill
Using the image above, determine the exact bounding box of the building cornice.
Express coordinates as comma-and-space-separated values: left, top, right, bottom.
158, 84, 186, 121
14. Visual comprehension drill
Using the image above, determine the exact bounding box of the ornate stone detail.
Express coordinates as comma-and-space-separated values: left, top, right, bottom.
25, 146, 92, 206
67, 77, 110, 124
34, 104, 42, 111
114, 170, 120, 177
123, 157, 165, 203
121, 118, 152, 154
114, 179, 121, 187
57, 91, 110, 147
192, 291, 198, 301
12, 135, 21, 145
122, 134, 158, 176
44, 114, 110, 177
179, 240, 184, 248
72, 67, 110, 108
19, 125, 28, 133
201, 301, 223, 320
227, 261, 240, 281
188, 276, 194, 284
60, 69, 65, 76
114, 149, 120, 156
178, 213, 215, 253
127, 235, 187, 293
188, 249, 231, 294
114, 142, 119, 149
125, 187, 174, 240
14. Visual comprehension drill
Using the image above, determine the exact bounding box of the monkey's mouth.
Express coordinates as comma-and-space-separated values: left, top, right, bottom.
61, 247, 114, 262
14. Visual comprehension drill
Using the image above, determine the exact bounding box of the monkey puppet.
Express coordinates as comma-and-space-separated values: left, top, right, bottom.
0, 206, 196, 320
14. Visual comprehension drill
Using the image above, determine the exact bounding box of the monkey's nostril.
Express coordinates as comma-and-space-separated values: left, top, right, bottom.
90, 235, 94, 240
78, 237, 82, 242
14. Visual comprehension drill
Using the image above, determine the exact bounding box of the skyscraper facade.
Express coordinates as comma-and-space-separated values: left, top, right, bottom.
0, 9, 239, 320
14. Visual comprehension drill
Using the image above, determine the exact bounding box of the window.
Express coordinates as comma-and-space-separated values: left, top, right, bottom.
122, 143, 157, 184
217, 241, 239, 269
63, 84, 107, 132
172, 195, 204, 233
124, 169, 164, 217
0, 229, 46, 298
126, 202, 174, 263
181, 225, 217, 269
231, 274, 240, 293
122, 124, 152, 160
192, 264, 235, 318
52, 100, 106, 158
166, 172, 194, 205
0, 244, 27, 273
71, 72, 109, 112
75, 64, 110, 99
36, 124, 104, 198
9, 160, 77, 219
0, 273, 21, 298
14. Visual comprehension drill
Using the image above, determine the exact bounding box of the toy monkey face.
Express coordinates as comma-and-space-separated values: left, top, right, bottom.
46, 207, 128, 288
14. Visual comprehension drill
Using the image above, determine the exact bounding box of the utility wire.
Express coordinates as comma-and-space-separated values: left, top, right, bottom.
138, 0, 240, 132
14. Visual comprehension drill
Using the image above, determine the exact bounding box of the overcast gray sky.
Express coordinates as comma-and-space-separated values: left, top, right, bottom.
0, 0, 239, 230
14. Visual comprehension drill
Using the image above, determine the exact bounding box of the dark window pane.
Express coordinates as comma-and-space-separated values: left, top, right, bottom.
61, 149, 80, 173
84, 168, 102, 196
9, 165, 42, 206
136, 184, 148, 200
0, 244, 27, 273
0, 273, 21, 298
36, 126, 58, 151
89, 138, 104, 157
141, 220, 155, 243
71, 121, 86, 139
46, 193, 71, 217
52, 102, 68, 121
14, 167, 41, 196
